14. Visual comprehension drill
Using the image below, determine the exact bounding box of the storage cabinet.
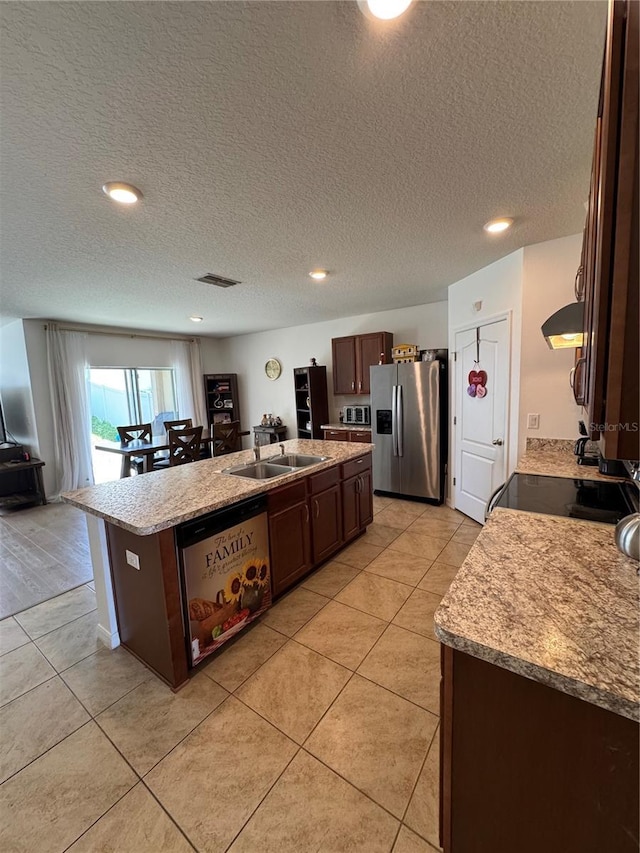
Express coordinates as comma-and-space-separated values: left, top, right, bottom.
332, 332, 393, 395
341, 455, 373, 542
440, 645, 639, 852
294, 366, 329, 439
268, 454, 372, 597
574, 0, 639, 459
323, 428, 372, 444
203, 374, 241, 432
268, 481, 312, 597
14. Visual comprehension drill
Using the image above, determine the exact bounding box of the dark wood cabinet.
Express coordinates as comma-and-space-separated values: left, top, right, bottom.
268, 483, 312, 597
332, 332, 393, 395
341, 455, 373, 543
268, 455, 372, 597
440, 645, 639, 852
575, 0, 639, 459
294, 366, 329, 440
323, 428, 372, 443
203, 374, 241, 441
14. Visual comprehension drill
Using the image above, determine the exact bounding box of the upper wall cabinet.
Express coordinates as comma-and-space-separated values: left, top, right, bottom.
575, 0, 638, 459
332, 332, 393, 395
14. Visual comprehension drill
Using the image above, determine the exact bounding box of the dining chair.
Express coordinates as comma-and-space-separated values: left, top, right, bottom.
163, 418, 193, 432
151, 418, 196, 469
168, 425, 204, 466
117, 423, 153, 477
213, 421, 240, 456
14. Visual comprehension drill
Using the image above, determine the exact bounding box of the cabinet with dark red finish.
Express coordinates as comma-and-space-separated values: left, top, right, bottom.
341, 455, 373, 543
309, 467, 342, 564
332, 332, 393, 395
574, 0, 639, 459
267, 480, 312, 597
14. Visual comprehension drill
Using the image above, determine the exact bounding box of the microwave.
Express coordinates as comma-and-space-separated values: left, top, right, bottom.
343, 405, 370, 425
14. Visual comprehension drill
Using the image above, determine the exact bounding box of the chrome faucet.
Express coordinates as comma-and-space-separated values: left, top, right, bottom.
279, 443, 285, 456
253, 435, 261, 462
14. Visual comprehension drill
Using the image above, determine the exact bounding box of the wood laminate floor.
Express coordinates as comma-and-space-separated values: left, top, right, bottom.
0, 502, 92, 620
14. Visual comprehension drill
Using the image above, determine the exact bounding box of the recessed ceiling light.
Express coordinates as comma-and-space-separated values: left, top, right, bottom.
358, 0, 413, 20
483, 217, 513, 234
309, 270, 329, 281
189, 316, 203, 323
102, 182, 143, 204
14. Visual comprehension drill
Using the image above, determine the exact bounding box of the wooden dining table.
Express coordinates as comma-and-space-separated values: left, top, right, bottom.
95, 427, 216, 478
95, 427, 251, 478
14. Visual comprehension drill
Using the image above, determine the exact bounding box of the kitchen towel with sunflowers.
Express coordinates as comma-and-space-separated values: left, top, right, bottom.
182, 513, 271, 665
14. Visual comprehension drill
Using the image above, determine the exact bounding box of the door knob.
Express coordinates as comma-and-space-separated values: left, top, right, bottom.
492, 439, 503, 446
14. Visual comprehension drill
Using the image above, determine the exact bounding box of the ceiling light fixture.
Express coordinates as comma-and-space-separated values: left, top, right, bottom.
309, 270, 329, 281
102, 182, 143, 204
189, 316, 203, 323
483, 217, 513, 234
358, 0, 413, 20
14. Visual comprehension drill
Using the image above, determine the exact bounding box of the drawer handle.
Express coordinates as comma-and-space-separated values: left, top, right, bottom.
358, 380, 362, 392
351, 381, 355, 391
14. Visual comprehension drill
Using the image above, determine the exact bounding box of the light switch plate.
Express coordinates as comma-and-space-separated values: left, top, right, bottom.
527, 413, 540, 430
125, 549, 140, 570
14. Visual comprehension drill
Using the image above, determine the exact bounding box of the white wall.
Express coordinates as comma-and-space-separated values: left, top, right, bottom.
520, 234, 582, 447
206, 302, 449, 440
448, 249, 524, 486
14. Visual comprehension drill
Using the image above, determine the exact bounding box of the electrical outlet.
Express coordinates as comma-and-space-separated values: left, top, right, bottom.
527, 413, 540, 430
125, 549, 140, 570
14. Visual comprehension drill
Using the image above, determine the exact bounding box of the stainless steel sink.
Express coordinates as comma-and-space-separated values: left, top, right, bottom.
266, 454, 329, 468
222, 461, 295, 479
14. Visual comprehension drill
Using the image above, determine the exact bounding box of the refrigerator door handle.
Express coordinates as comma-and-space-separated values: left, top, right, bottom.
397, 384, 404, 457
391, 385, 398, 456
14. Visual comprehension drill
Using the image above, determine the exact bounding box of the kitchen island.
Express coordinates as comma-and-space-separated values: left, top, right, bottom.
63, 439, 373, 689
434, 487, 638, 850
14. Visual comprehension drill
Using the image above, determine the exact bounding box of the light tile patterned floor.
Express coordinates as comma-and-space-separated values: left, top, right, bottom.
0, 496, 481, 852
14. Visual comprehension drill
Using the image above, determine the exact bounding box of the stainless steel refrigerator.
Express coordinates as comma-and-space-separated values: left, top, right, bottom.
370, 358, 447, 502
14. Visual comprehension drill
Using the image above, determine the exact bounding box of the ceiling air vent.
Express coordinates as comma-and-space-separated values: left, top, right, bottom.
196, 273, 241, 288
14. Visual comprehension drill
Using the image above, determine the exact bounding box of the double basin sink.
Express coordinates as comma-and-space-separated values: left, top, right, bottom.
223, 453, 329, 480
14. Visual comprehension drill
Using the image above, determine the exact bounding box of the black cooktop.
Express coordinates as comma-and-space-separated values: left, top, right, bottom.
494, 473, 638, 525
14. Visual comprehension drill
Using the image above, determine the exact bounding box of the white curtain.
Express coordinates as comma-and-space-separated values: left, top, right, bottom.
46, 324, 94, 495
171, 339, 207, 427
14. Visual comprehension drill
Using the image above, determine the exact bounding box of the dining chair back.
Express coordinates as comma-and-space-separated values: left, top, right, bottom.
213, 421, 240, 456
116, 423, 153, 476
163, 418, 193, 433
168, 425, 203, 466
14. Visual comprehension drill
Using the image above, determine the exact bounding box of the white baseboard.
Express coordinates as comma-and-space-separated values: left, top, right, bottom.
97, 623, 120, 650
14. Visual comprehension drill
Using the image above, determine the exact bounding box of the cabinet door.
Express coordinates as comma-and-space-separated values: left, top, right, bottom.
357, 333, 385, 395
324, 429, 349, 441
332, 337, 357, 395
269, 501, 312, 597
357, 468, 373, 529
341, 475, 360, 542
349, 431, 372, 443
310, 484, 342, 564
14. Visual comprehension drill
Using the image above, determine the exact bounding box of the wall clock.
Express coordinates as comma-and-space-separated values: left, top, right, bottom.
265, 358, 282, 380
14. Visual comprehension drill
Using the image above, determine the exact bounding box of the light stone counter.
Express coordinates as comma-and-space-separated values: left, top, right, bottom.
63, 439, 373, 536
434, 508, 639, 720
517, 437, 627, 482
320, 423, 372, 433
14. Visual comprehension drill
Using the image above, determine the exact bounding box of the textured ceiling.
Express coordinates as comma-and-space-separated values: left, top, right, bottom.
0, 1, 606, 336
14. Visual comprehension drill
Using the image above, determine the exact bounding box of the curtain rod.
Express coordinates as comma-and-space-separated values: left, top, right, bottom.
43, 323, 197, 344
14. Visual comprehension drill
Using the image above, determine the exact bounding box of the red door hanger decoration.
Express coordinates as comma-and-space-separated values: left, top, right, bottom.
467, 328, 488, 398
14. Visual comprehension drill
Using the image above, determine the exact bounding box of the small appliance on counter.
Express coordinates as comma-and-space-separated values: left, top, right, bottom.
342, 405, 370, 425
574, 420, 599, 466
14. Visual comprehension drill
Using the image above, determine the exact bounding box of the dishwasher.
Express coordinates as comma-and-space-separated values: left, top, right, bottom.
176, 495, 271, 667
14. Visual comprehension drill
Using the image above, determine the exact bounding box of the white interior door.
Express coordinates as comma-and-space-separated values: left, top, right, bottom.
454, 318, 509, 523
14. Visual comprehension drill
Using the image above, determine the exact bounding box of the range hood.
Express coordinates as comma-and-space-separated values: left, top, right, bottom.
541, 302, 584, 349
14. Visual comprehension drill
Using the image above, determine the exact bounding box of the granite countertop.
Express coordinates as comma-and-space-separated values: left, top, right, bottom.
321, 423, 372, 432
517, 438, 626, 482
62, 439, 373, 537
434, 508, 639, 721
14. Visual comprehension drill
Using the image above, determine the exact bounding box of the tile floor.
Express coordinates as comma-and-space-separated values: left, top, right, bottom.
0, 502, 92, 619
0, 495, 481, 852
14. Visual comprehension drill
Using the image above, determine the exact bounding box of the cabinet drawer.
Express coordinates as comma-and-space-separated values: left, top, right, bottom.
308, 465, 340, 495
349, 431, 372, 443
324, 429, 349, 441
341, 454, 372, 480
267, 479, 307, 514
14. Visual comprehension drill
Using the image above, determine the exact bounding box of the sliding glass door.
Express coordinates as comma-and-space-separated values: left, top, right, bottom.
89, 368, 178, 482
